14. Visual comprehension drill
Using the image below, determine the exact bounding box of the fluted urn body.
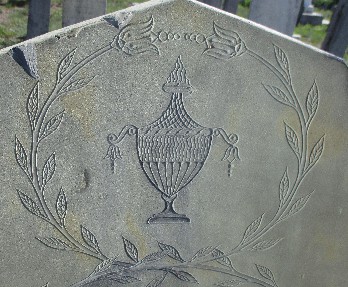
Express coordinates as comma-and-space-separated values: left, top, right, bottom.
137, 56, 213, 223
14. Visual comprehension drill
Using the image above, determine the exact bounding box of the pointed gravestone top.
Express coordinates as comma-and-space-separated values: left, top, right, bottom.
0, 0, 347, 287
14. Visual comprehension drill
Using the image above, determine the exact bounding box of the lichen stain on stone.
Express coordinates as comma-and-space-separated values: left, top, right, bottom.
316, 235, 340, 262
62, 89, 96, 140
312, 122, 346, 156
125, 211, 148, 256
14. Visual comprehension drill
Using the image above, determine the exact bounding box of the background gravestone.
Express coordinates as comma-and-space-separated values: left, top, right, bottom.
199, 0, 239, 13
222, 0, 239, 13
26, 0, 51, 39
300, 0, 323, 25
0, 0, 347, 287
249, 0, 302, 35
62, 0, 107, 27
322, 0, 348, 58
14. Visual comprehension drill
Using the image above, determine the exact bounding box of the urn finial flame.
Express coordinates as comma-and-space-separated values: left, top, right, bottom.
163, 55, 192, 94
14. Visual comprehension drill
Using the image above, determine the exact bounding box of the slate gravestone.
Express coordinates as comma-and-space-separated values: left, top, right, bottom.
62, 0, 107, 27
0, 0, 347, 287
322, 0, 348, 58
300, 0, 323, 26
249, 0, 302, 35
27, 0, 51, 39
198, 0, 238, 13
222, 0, 239, 13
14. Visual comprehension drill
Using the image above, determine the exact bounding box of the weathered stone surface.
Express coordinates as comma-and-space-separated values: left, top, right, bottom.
27, 0, 51, 39
0, 0, 347, 287
322, 0, 348, 58
249, 0, 302, 35
62, 0, 107, 27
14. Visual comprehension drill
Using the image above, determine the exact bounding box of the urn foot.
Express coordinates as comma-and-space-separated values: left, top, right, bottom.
147, 193, 190, 224
147, 211, 190, 224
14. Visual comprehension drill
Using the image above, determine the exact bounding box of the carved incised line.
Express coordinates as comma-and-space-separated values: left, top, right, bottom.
12, 15, 324, 287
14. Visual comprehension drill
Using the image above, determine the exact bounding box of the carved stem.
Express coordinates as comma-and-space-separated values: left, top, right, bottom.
28, 44, 114, 261
128, 262, 274, 287
202, 49, 311, 261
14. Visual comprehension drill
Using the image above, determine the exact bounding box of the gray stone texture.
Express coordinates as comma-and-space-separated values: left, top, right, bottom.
62, 0, 107, 27
249, 0, 302, 35
0, 0, 347, 287
27, 0, 51, 39
322, 0, 348, 58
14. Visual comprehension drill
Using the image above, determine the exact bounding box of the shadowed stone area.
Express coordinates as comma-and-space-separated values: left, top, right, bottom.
0, 0, 347, 287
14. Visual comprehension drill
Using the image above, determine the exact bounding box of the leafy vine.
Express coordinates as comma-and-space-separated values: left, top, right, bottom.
14, 19, 324, 287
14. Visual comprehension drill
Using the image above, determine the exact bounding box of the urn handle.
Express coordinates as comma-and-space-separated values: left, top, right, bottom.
105, 125, 138, 172
213, 128, 240, 177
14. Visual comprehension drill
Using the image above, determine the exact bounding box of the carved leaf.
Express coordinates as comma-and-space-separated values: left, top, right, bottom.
59, 76, 95, 94
250, 238, 282, 251
36, 237, 71, 250
284, 123, 300, 157
14, 136, 29, 175
146, 274, 166, 287
17, 189, 43, 217
308, 136, 325, 168
263, 85, 294, 107
241, 214, 264, 243
81, 225, 100, 252
57, 48, 77, 82
26, 82, 39, 129
212, 248, 233, 269
56, 187, 67, 226
92, 258, 113, 275
281, 192, 314, 220
279, 168, 290, 205
273, 45, 290, 80
122, 236, 139, 262
255, 264, 276, 282
190, 246, 216, 261
158, 242, 184, 262
42, 153, 56, 188
306, 82, 319, 123
141, 251, 166, 263
105, 273, 139, 283
215, 279, 245, 286
168, 270, 198, 283
39, 110, 65, 140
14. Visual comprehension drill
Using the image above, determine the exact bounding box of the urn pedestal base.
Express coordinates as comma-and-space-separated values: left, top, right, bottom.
147, 194, 190, 224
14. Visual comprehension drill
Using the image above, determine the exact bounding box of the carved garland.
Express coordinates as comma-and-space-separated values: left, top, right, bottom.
14, 17, 324, 287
